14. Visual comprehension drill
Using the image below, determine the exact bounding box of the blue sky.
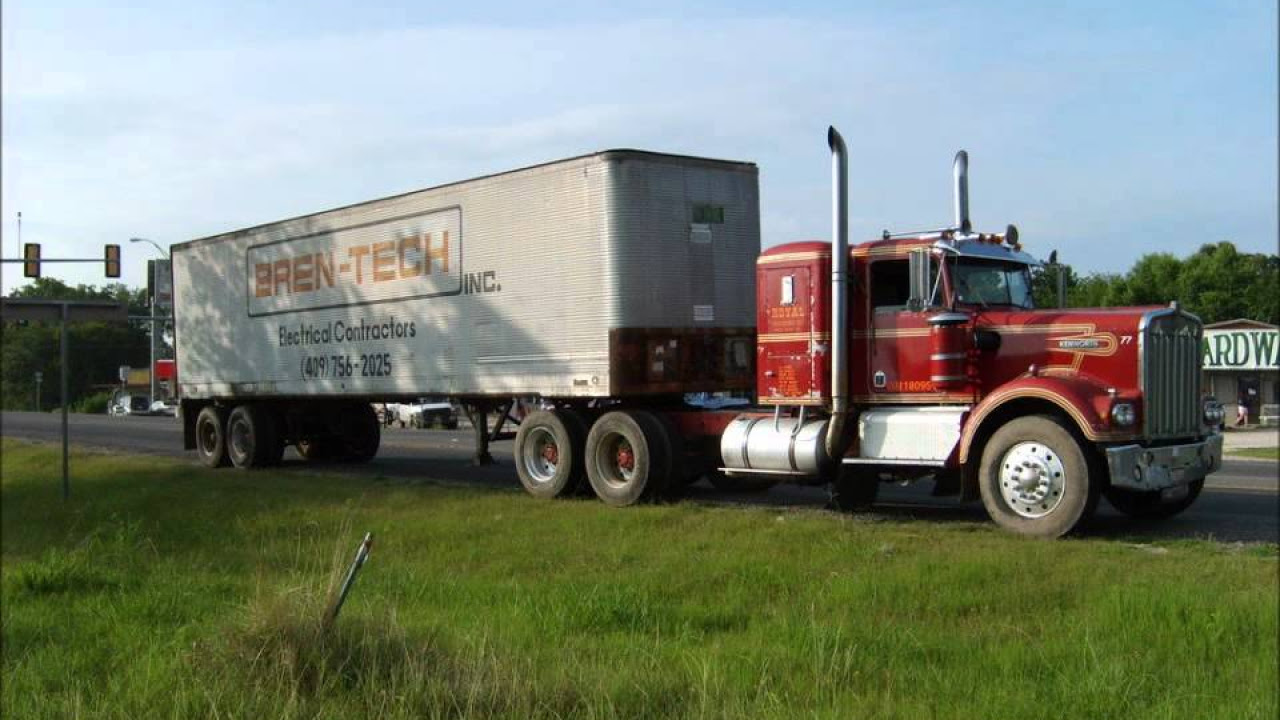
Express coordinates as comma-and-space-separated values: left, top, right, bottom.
3, 0, 1276, 289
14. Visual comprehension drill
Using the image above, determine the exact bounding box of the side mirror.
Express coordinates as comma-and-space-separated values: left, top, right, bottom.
907, 248, 932, 311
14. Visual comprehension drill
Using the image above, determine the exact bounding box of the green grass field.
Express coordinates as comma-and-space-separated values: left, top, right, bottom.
1230, 446, 1280, 461
2, 439, 1276, 719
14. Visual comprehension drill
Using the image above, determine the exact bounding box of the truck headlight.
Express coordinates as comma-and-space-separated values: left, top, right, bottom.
1111, 402, 1136, 427
1203, 400, 1224, 426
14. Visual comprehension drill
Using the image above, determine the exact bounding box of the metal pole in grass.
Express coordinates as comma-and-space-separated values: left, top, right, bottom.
60, 304, 69, 501
1, 299, 128, 501
324, 533, 374, 629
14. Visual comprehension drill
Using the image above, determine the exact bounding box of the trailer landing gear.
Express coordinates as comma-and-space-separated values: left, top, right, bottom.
462, 399, 520, 466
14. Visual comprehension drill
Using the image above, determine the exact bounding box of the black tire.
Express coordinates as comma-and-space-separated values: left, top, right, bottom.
338, 403, 380, 462
195, 406, 229, 468
828, 465, 878, 510
514, 409, 587, 498
633, 410, 677, 500
1105, 480, 1204, 520
225, 404, 278, 469
979, 415, 1099, 538
585, 410, 671, 507
709, 472, 776, 494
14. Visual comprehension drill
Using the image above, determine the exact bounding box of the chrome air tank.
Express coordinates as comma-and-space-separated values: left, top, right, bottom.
720, 414, 832, 476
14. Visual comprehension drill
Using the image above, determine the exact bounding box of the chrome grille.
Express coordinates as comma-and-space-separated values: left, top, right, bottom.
1141, 308, 1202, 439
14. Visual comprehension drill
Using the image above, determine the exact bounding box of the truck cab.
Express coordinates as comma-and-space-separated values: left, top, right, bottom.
729, 134, 1223, 536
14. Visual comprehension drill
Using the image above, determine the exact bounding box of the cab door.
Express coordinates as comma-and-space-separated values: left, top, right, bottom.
865, 256, 936, 399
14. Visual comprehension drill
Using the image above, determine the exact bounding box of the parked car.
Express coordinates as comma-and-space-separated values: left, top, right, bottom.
149, 400, 177, 417
384, 399, 459, 429
109, 392, 154, 416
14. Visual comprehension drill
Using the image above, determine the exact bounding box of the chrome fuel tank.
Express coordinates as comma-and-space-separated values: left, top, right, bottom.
720, 414, 831, 476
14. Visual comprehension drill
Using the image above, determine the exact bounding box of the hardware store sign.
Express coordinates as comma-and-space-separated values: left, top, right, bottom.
1202, 329, 1279, 371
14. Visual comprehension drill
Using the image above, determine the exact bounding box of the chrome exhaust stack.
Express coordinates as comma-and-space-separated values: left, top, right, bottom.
718, 127, 850, 479
825, 126, 850, 461
953, 150, 971, 234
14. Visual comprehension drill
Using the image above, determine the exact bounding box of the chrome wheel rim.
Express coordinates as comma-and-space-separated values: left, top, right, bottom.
998, 441, 1066, 518
521, 427, 560, 484
594, 432, 636, 489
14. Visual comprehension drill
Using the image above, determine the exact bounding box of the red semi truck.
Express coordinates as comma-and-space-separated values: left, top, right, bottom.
174, 127, 1223, 537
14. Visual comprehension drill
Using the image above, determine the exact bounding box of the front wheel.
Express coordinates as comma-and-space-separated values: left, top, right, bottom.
979, 415, 1098, 538
1105, 480, 1204, 520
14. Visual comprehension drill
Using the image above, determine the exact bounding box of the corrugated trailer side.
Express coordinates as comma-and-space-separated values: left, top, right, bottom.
173, 150, 757, 402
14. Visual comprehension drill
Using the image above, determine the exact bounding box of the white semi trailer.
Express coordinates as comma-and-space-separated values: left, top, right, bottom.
173, 149, 759, 501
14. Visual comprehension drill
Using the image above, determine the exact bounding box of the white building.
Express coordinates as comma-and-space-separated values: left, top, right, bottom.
1201, 319, 1279, 425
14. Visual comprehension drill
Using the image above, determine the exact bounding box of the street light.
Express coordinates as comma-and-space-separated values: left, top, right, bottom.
129, 236, 168, 259
129, 237, 169, 408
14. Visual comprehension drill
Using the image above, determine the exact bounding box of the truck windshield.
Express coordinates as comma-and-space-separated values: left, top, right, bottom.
951, 260, 1035, 309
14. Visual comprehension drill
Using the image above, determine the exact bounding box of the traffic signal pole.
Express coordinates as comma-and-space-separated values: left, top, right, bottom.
1, 239, 127, 502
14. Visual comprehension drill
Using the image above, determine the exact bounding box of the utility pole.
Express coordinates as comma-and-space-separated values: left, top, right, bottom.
34, 371, 42, 412
132, 238, 170, 407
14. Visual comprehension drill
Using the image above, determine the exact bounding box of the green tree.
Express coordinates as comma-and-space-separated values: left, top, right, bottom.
2, 280, 152, 411
1035, 242, 1277, 324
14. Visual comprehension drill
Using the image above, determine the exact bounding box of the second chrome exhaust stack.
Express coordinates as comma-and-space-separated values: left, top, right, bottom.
825, 126, 850, 461
953, 150, 971, 233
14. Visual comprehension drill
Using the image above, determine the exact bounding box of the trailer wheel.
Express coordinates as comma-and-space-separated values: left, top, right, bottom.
1104, 480, 1204, 520
225, 405, 278, 469
979, 415, 1098, 537
515, 409, 587, 498
195, 406, 229, 468
338, 403, 380, 462
585, 410, 671, 507
828, 465, 878, 510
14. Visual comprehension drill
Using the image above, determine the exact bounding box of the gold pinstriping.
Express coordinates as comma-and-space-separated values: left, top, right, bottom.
958, 386, 1135, 463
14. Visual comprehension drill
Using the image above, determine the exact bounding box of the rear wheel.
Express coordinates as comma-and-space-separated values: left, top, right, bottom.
585, 410, 671, 506
979, 415, 1098, 537
195, 406, 229, 468
225, 404, 279, 469
1105, 480, 1204, 520
515, 409, 587, 498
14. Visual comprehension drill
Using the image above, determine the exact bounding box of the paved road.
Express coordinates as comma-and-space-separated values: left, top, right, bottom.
3, 411, 1276, 543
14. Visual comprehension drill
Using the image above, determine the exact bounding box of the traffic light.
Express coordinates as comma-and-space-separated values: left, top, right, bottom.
105, 244, 121, 278
22, 243, 40, 278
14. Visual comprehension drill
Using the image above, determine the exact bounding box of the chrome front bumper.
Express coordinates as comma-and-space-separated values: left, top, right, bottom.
1105, 433, 1223, 492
